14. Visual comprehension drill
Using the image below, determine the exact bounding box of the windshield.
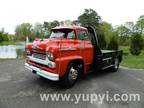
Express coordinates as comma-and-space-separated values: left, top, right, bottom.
50, 29, 75, 39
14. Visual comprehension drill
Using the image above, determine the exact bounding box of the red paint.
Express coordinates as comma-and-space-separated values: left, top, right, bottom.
26, 26, 94, 78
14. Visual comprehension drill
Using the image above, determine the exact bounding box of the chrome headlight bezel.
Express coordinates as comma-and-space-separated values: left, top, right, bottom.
26, 49, 31, 55
46, 52, 54, 61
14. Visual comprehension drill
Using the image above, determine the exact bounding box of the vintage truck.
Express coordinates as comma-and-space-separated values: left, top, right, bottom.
25, 26, 123, 87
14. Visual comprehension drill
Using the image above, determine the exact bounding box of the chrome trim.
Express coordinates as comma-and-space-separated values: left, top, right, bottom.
59, 47, 77, 51
102, 57, 112, 61
25, 63, 59, 81
28, 55, 55, 68
102, 65, 114, 70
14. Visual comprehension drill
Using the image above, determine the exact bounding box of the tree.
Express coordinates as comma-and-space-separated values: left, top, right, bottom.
107, 32, 119, 50
130, 32, 143, 56
78, 9, 108, 49
33, 22, 44, 37
116, 25, 130, 37
97, 31, 107, 49
125, 22, 135, 33
43, 21, 49, 31
2, 32, 9, 41
99, 22, 113, 44
116, 25, 131, 46
97, 21, 119, 50
78, 9, 101, 28
15, 23, 32, 41
50, 20, 60, 29
72, 20, 79, 25
0, 31, 3, 42
135, 15, 144, 34
43, 21, 50, 36
43, 20, 60, 36
0, 29, 9, 42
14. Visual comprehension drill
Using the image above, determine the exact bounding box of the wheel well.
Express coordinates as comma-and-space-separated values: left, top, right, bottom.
69, 59, 84, 76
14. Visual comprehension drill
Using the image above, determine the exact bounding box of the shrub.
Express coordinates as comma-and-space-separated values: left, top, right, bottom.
97, 31, 107, 49
130, 32, 143, 56
0, 32, 3, 42
0, 31, 9, 42
2, 33, 9, 41
107, 32, 119, 50
118, 36, 130, 46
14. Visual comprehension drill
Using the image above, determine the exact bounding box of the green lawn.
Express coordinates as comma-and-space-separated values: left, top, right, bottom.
0, 41, 20, 45
119, 46, 129, 54
119, 46, 144, 69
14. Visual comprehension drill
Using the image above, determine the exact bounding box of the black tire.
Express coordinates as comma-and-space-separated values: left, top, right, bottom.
60, 62, 79, 88
110, 58, 119, 72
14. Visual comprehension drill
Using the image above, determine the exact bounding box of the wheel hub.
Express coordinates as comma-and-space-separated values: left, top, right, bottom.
68, 67, 78, 81
114, 59, 119, 69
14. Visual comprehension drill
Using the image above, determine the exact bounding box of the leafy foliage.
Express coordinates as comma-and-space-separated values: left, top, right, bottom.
135, 16, 144, 34
0, 30, 9, 43
99, 22, 113, 43
15, 23, 32, 41
116, 25, 131, 46
78, 9, 101, 28
14, 21, 60, 41
97, 31, 107, 49
107, 32, 119, 50
130, 32, 144, 56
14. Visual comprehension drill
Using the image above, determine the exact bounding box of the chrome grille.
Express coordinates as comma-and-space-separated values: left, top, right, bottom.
33, 53, 46, 60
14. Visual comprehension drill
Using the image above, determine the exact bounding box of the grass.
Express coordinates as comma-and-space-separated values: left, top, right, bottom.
0, 41, 20, 45
119, 46, 129, 54
121, 55, 144, 69
119, 46, 144, 69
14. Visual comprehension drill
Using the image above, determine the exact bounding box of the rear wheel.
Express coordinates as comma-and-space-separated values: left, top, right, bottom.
110, 58, 119, 72
60, 62, 79, 88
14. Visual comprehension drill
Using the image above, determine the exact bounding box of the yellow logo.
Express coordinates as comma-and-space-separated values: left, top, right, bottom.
32, 45, 43, 50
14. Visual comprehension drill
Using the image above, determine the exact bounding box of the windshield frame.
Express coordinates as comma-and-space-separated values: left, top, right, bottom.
49, 29, 76, 40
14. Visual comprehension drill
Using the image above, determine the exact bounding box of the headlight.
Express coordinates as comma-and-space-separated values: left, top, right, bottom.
48, 62, 55, 68
47, 52, 54, 61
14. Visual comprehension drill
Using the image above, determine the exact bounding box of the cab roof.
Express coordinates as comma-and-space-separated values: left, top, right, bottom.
51, 26, 87, 31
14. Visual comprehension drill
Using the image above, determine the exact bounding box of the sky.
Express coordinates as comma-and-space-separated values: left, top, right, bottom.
0, 0, 144, 34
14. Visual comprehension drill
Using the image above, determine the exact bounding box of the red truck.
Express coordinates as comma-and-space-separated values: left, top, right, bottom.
25, 26, 123, 87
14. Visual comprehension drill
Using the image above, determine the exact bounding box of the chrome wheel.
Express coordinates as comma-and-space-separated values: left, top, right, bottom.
60, 62, 81, 88
68, 67, 78, 82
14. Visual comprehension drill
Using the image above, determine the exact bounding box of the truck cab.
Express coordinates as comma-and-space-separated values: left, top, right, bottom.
25, 26, 122, 88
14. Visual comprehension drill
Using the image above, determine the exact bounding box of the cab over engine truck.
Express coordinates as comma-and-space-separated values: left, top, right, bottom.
25, 26, 123, 87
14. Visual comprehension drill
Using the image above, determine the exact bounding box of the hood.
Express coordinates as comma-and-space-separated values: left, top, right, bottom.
32, 38, 61, 52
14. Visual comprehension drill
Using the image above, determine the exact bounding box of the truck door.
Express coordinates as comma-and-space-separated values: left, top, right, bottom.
77, 30, 93, 65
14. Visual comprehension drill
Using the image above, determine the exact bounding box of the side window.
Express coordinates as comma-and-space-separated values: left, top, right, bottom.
77, 31, 84, 40
77, 30, 90, 41
67, 31, 75, 39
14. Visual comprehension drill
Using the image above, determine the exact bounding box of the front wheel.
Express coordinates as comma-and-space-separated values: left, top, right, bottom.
60, 62, 79, 88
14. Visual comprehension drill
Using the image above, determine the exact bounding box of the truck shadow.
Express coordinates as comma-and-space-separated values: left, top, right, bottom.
32, 69, 120, 92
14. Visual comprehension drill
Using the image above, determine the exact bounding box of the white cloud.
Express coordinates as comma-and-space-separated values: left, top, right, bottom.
0, 0, 143, 34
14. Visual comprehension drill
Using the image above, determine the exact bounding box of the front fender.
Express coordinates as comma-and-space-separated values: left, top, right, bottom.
56, 56, 84, 77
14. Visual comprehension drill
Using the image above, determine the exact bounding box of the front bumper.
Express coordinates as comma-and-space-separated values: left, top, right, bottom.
25, 63, 59, 81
